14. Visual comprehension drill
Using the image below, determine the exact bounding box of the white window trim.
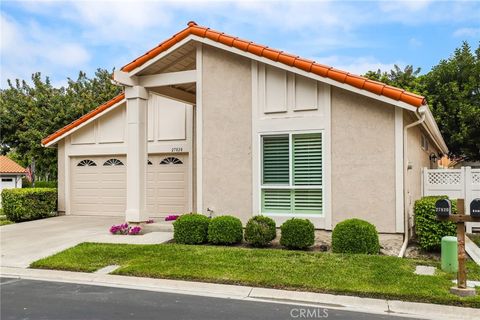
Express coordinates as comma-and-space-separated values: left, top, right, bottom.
259, 130, 324, 216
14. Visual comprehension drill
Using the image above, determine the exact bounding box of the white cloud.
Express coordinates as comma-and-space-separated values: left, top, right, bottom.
2, 0, 479, 88
0, 13, 90, 86
409, 37, 422, 47
453, 27, 480, 38
379, 0, 432, 13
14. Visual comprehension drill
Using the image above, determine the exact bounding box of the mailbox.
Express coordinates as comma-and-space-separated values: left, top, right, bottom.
471, 199, 480, 218
436, 199, 452, 217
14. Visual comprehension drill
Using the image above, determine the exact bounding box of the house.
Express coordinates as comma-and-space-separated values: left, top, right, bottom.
0, 156, 25, 204
41, 22, 448, 243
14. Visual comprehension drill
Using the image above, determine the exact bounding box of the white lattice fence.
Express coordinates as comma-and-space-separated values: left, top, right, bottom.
423, 167, 480, 233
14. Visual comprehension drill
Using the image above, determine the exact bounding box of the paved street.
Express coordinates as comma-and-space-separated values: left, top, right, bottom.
0, 278, 419, 320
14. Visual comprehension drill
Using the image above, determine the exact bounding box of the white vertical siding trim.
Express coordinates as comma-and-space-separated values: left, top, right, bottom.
65, 136, 72, 215
195, 43, 203, 213
323, 85, 332, 230
395, 107, 405, 233
251, 60, 260, 216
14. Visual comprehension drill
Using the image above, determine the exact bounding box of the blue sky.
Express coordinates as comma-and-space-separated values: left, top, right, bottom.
1, 0, 479, 88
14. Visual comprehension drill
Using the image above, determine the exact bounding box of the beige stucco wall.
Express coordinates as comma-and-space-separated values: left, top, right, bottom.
404, 110, 439, 231
201, 45, 253, 223
331, 87, 396, 233
57, 140, 66, 213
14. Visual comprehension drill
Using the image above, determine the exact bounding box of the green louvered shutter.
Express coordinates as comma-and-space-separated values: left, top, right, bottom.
292, 133, 323, 214
262, 135, 289, 185
262, 189, 292, 213
293, 189, 322, 214
292, 133, 322, 185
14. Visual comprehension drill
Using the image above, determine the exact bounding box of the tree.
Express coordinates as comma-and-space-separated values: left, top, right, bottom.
364, 64, 422, 94
421, 42, 480, 160
0, 69, 121, 179
364, 42, 480, 160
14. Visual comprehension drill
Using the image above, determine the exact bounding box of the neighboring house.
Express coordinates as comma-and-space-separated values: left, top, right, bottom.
42, 22, 448, 240
0, 156, 25, 205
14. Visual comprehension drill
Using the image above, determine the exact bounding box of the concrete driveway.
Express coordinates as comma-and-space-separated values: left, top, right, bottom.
0, 216, 173, 268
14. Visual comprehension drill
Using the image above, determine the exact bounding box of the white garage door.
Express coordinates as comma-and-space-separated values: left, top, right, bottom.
147, 154, 188, 217
71, 156, 127, 216
70, 154, 188, 217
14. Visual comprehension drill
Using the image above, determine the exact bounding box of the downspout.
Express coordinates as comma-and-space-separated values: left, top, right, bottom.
398, 106, 427, 258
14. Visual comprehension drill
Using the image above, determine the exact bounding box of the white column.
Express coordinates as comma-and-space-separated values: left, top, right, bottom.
125, 86, 149, 222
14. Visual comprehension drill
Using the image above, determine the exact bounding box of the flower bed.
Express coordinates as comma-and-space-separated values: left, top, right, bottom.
109, 223, 142, 235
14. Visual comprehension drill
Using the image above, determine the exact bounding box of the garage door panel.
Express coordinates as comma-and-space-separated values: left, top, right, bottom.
154, 189, 185, 197
71, 154, 187, 217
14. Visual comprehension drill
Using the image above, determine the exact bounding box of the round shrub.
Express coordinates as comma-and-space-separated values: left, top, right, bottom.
280, 218, 315, 250
1, 188, 57, 222
332, 218, 380, 254
173, 213, 210, 244
244, 215, 276, 247
208, 215, 243, 245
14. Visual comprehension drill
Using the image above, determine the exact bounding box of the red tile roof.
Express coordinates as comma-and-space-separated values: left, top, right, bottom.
122, 21, 426, 108
41, 93, 125, 146
0, 156, 26, 174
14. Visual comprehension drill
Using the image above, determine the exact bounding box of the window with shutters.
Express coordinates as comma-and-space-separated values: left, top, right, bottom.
261, 133, 323, 215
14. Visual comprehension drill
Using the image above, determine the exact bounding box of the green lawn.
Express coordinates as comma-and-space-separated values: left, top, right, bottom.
31, 243, 480, 308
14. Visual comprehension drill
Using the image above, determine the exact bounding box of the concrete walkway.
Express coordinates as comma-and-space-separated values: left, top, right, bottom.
0, 216, 173, 268
1, 267, 478, 320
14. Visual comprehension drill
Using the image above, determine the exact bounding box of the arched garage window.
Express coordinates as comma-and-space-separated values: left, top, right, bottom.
147, 160, 153, 165
160, 157, 183, 165
103, 159, 124, 166
77, 159, 97, 167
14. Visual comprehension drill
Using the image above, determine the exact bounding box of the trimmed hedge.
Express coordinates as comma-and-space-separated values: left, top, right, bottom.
173, 213, 210, 244
332, 219, 380, 254
31, 181, 57, 188
1, 188, 57, 222
244, 215, 276, 247
208, 215, 243, 245
280, 218, 315, 250
414, 196, 456, 251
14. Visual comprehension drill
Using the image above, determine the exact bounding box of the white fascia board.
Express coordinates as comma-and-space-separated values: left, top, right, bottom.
42, 99, 126, 148
425, 106, 449, 154
190, 36, 419, 112
124, 34, 418, 112
138, 70, 196, 87
127, 37, 196, 76
113, 70, 138, 86
411, 106, 448, 155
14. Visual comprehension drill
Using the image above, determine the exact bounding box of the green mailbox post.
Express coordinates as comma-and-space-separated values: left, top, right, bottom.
441, 236, 458, 273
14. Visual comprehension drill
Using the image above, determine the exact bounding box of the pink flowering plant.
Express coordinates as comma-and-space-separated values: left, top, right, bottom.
109, 223, 142, 235
165, 215, 179, 221
129, 226, 142, 235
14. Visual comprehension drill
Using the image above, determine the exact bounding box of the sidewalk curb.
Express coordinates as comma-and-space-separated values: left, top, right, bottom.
1, 267, 479, 319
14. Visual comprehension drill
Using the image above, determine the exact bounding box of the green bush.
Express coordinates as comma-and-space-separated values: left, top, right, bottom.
332, 219, 380, 254
1, 188, 57, 222
414, 196, 456, 251
244, 215, 276, 247
280, 218, 315, 250
208, 215, 243, 245
173, 213, 210, 244
32, 181, 57, 188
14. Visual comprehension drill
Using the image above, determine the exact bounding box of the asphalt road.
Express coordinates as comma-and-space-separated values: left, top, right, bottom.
0, 277, 420, 320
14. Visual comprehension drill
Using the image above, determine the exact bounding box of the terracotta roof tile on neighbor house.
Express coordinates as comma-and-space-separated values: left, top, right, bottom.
41, 93, 125, 146
0, 156, 26, 174
122, 21, 426, 108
